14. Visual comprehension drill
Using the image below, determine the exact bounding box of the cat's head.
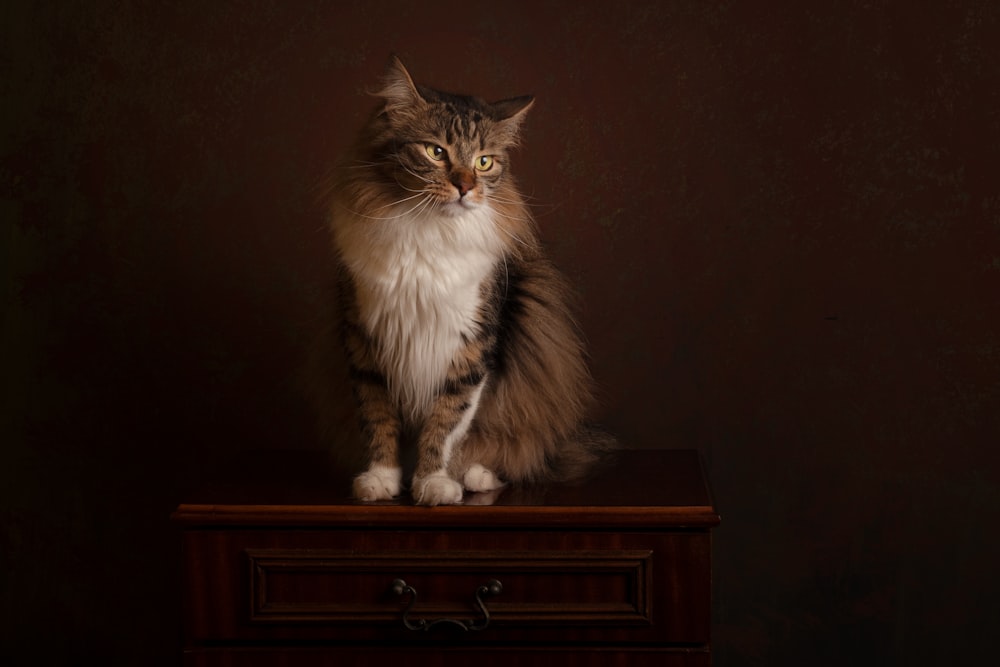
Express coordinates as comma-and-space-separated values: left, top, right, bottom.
363, 56, 533, 217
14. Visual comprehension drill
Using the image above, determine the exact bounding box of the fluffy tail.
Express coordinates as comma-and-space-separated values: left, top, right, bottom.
550, 425, 619, 483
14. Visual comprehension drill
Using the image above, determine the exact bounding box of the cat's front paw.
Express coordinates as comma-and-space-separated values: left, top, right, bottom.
353, 466, 402, 501
463, 463, 505, 493
412, 473, 464, 506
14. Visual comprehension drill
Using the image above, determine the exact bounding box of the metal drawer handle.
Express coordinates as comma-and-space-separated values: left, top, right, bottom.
390, 578, 503, 632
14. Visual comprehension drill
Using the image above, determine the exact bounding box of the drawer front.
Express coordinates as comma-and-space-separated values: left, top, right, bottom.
247, 549, 652, 626
182, 529, 711, 645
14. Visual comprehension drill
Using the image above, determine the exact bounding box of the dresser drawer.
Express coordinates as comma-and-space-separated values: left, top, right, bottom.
182, 528, 711, 645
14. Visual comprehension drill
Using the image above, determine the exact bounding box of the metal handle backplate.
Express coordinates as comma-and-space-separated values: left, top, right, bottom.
390, 578, 503, 631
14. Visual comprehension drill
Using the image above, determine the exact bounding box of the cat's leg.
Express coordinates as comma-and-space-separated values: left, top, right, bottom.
412, 379, 487, 506
344, 314, 402, 501
351, 371, 402, 500
351, 378, 403, 500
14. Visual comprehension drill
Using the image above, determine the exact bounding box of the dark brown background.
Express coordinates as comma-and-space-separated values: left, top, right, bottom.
2, 1, 998, 665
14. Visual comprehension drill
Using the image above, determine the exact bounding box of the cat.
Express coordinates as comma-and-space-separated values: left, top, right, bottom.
325, 56, 614, 506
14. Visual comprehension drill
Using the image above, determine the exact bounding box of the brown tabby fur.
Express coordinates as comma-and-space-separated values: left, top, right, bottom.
322, 57, 614, 504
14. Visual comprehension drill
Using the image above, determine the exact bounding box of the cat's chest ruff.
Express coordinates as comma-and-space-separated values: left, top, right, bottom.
342, 207, 502, 415
361, 243, 487, 332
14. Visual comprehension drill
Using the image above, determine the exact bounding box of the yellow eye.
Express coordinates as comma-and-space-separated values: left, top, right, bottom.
425, 144, 446, 161
475, 155, 494, 171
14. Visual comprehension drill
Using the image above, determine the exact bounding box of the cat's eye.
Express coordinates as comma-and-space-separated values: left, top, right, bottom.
425, 144, 446, 161
475, 155, 494, 171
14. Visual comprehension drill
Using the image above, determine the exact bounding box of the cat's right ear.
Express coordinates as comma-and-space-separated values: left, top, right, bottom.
375, 55, 426, 114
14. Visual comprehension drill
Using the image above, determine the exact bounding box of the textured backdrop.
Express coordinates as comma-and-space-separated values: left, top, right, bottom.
2, 1, 999, 664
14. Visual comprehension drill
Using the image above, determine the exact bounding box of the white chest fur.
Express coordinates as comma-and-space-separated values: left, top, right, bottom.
335, 205, 502, 419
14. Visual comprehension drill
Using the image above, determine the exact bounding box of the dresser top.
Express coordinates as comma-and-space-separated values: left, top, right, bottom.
172, 449, 720, 529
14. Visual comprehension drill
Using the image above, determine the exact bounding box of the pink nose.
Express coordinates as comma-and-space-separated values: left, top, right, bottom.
451, 171, 475, 197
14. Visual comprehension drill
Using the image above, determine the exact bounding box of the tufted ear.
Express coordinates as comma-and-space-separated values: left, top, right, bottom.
376, 55, 425, 113
492, 95, 534, 137
493, 95, 534, 120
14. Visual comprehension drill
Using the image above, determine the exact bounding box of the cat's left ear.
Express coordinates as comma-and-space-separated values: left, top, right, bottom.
492, 95, 534, 138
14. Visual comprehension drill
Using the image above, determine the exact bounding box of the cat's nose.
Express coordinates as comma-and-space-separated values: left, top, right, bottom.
451, 170, 475, 197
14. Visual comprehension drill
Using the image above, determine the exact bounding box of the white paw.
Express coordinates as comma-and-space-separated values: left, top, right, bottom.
353, 466, 402, 501
412, 473, 464, 506
463, 464, 505, 493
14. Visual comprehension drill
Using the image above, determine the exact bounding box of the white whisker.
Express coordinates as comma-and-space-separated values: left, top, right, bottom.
365, 191, 427, 213
346, 159, 389, 171
339, 192, 437, 221
485, 189, 547, 207
487, 205, 533, 226
389, 155, 434, 183
490, 217, 531, 248
484, 193, 528, 205
410, 192, 438, 219
484, 194, 549, 217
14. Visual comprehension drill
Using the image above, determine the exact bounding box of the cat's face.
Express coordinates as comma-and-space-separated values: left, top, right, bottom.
386, 109, 514, 216
369, 58, 533, 217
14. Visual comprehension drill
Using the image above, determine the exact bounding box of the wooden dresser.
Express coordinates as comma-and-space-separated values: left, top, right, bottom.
171, 449, 720, 666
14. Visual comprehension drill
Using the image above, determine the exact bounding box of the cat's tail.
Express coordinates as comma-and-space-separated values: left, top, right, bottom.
550, 425, 619, 483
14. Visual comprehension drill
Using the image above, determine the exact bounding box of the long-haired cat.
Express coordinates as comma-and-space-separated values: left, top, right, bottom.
326, 56, 613, 506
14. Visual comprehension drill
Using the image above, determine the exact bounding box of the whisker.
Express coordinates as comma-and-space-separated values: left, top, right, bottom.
397, 163, 433, 184
486, 187, 547, 205
404, 195, 433, 220
389, 194, 437, 220
484, 192, 531, 205
485, 194, 551, 215
337, 192, 436, 221
487, 205, 534, 227
345, 158, 397, 173
490, 217, 531, 248
366, 191, 427, 212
